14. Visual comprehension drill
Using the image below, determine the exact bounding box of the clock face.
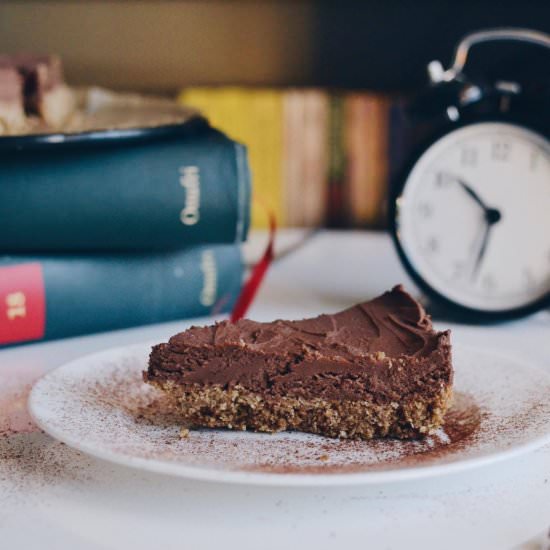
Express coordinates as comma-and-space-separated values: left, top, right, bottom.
396, 122, 550, 313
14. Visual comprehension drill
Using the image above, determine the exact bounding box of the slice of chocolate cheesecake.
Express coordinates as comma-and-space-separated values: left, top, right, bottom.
145, 286, 453, 440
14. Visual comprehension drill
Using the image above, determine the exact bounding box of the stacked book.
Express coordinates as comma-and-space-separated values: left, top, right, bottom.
179, 87, 408, 229
0, 56, 250, 347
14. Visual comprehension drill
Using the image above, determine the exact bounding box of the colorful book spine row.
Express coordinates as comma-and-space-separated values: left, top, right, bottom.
179, 87, 408, 229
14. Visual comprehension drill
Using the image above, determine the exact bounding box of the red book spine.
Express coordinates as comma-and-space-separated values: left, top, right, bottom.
0, 263, 46, 345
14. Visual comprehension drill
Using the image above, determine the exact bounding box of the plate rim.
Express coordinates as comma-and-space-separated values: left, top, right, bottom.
28, 342, 550, 487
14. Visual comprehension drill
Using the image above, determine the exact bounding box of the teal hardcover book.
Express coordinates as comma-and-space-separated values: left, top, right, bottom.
0, 245, 243, 347
0, 125, 251, 251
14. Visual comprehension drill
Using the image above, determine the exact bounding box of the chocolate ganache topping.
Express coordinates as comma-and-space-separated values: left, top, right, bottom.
147, 285, 452, 402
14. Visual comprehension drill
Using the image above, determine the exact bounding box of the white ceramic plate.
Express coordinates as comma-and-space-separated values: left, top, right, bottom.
28, 343, 550, 487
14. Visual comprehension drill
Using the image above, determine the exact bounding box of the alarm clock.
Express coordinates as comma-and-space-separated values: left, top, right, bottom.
390, 28, 550, 321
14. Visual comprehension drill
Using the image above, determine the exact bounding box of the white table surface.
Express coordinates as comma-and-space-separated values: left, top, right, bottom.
1, 230, 549, 550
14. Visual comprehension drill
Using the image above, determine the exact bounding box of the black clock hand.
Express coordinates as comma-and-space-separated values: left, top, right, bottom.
442, 173, 503, 279
456, 177, 491, 210
442, 174, 502, 220
471, 223, 491, 280
470, 207, 502, 280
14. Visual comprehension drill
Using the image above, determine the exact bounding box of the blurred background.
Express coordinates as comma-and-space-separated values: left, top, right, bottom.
1, 1, 549, 347
1, 0, 549, 92
2, 0, 549, 230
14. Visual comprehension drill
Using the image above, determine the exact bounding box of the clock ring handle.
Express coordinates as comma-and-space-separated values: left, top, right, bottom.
428, 28, 550, 84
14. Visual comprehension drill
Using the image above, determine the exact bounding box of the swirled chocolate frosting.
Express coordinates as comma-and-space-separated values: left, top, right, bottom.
146, 285, 452, 402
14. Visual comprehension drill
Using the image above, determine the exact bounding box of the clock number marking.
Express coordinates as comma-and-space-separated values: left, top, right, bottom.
425, 237, 439, 254
460, 148, 478, 167
450, 261, 467, 281
522, 268, 536, 290
491, 141, 510, 162
435, 173, 451, 188
529, 150, 539, 172
417, 202, 433, 219
481, 274, 497, 293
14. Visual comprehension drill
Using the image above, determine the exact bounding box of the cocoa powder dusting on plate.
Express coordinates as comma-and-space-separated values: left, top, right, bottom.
26, 344, 550, 482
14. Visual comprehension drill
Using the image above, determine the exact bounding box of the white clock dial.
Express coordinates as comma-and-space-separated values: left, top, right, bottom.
397, 122, 550, 312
